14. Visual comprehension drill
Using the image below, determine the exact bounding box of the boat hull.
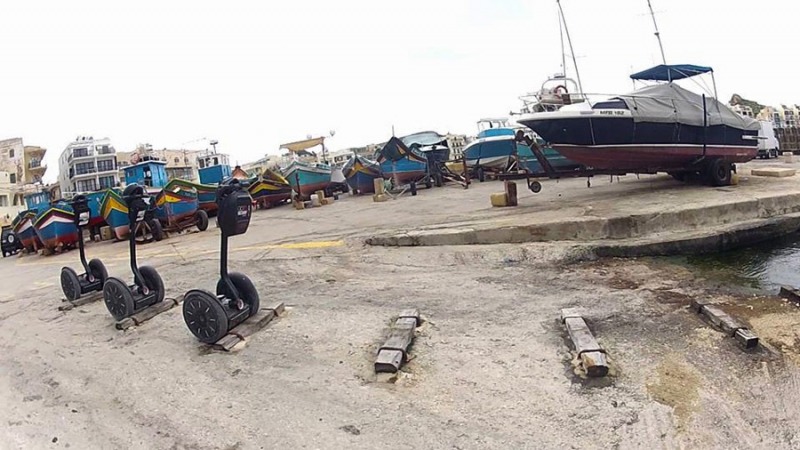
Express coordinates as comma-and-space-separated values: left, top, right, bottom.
343, 156, 382, 194
101, 189, 130, 240
284, 165, 332, 198
85, 191, 107, 228
249, 180, 292, 207
155, 185, 199, 230
34, 207, 78, 250
380, 159, 427, 185
518, 115, 758, 170
12, 211, 42, 251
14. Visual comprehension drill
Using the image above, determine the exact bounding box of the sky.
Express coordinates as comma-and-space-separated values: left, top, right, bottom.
1, 0, 798, 183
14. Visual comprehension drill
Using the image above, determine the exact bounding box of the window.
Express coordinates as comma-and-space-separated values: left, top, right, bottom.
76, 179, 97, 192
74, 162, 96, 175
9, 173, 15, 184
97, 159, 115, 172
72, 147, 90, 158
0, 195, 7, 207
99, 176, 115, 189
184, 157, 189, 164
174, 157, 180, 163
8, 149, 14, 158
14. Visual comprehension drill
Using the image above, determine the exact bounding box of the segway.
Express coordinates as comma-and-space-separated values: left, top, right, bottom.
60, 195, 108, 301
102, 184, 166, 320
183, 179, 259, 343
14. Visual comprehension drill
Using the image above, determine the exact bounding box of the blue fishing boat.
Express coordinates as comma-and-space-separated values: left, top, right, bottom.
283, 161, 332, 199
342, 155, 382, 194
100, 188, 129, 240
33, 200, 78, 251
154, 179, 202, 231
248, 169, 292, 207
377, 136, 428, 185
84, 191, 107, 228
12, 210, 41, 252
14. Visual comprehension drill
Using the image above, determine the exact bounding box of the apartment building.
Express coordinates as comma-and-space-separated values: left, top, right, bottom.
57, 136, 120, 195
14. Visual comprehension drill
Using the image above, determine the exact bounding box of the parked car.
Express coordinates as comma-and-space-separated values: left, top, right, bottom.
1, 226, 22, 257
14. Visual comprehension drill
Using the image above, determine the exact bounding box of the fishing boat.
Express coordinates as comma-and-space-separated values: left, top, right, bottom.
248, 168, 292, 207
342, 154, 382, 194
515, 64, 760, 174
464, 118, 579, 176
198, 151, 232, 185
84, 191, 108, 229
11, 210, 41, 252
160, 178, 218, 216
377, 137, 429, 185
154, 179, 205, 231
100, 188, 130, 240
33, 200, 78, 251
283, 161, 332, 199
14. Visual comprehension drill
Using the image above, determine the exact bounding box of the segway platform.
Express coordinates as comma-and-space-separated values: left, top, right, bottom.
207, 302, 285, 352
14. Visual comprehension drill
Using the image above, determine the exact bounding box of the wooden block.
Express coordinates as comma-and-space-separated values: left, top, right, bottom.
373, 193, 388, 203
504, 181, 518, 206
580, 351, 610, 378
231, 310, 276, 339
293, 200, 305, 210
560, 308, 584, 323
393, 317, 418, 331
115, 296, 183, 330
315, 190, 326, 201
701, 305, 745, 336
734, 328, 759, 349
116, 317, 136, 331
373, 178, 386, 195
216, 334, 242, 352
689, 298, 710, 314
59, 292, 104, 311
381, 326, 415, 354
490, 192, 508, 207
375, 349, 404, 373
266, 302, 286, 316
779, 286, 800, 304
751, 168, 796, 178
564, 317, 604, 355
398, 308, 421, 326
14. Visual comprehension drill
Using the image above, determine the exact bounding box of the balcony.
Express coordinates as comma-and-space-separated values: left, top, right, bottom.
28, 160, 46, 171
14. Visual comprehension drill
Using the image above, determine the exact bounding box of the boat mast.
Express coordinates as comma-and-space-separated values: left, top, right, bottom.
647, 0, 667, 65
556, 0, 586, 102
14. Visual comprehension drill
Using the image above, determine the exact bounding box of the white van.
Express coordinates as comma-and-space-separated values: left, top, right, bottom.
757, 121, 780, 159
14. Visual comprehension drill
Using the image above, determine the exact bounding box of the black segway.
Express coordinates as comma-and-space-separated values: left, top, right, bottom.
183, 179, 259, 343
60, 195, 108, 301
102, 184, 166, 320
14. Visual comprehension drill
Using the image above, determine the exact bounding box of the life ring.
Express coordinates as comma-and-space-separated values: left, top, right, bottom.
553, 85, 568, 94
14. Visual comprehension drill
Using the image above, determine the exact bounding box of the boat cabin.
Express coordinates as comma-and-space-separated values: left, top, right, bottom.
124, 160, 168, 189
24, 191, 50, 211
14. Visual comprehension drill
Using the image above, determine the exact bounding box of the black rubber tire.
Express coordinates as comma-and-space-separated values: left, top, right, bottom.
60, 266, 82, 301
103, 277, 135, 320
139, 265, 165, 303
183, 290, 229, 343
528, 181, 543, 193
477, 167, 486, 182
195, 209, 209, 232
88, 258, 108, 285
425, 178, 433, 189
149, 219, 164, 241
708, 159, 732, 187
217, 272, 260, 317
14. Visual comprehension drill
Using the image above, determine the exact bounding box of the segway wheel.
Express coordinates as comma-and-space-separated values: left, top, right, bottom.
103, 277, 135, 320
183, 290, 229, 344
149, 219, 164, 241
195, 210, 209, 232
88, 258, 108, 285
60, 266, 82, 301
217, 272, 260, 317
139, 265, 165, 303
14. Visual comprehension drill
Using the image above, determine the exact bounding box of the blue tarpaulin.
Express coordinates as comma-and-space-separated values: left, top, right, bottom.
630, 64, 713, 81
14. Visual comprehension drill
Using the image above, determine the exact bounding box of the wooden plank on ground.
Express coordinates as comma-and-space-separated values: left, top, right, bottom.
211, 302, 285, 352
375, 309, 422, 374
58, 292, 104, 311
115, 296, 184, 330
560, 308, 608, 378
779, 286, 800, 304
691, 300, 759, 350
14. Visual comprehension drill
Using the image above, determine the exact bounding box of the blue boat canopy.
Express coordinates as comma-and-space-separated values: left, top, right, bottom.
630, 64, 713, 82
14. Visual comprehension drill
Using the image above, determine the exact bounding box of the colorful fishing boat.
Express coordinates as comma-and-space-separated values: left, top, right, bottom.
159, 179, 218, 216
33, 200, 78, 251
84, 190, 108, 228
11, 210, 41, 252
283, 161, 332, 199
154, 179, 207, 232
342, 154, 382, 194
377, 136, 429, 185
248, 168, 292, 207
100, 188, 130, 240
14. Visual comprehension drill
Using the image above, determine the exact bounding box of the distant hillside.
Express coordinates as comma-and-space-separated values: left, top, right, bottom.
730, 94, 765, 116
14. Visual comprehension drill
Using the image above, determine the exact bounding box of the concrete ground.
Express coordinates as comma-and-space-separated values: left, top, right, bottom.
2, 158, 800, 449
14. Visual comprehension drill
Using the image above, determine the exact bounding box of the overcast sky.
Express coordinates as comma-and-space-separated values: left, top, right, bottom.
1, 0, 797, 182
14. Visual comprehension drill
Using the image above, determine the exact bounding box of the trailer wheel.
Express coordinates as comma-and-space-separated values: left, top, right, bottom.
149, 219, 164, 241
528, 181, 542, 193
707, 159, 732, 187
195, 210, 209, 232
477, 167, 485, 182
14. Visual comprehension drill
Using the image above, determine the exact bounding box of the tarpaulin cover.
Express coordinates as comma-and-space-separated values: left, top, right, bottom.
378, 137, 427, 163
616, 83, 760, 130
280, 137, 325, 153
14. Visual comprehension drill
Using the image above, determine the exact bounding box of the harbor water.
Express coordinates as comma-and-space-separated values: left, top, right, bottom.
681, 232, 800, 292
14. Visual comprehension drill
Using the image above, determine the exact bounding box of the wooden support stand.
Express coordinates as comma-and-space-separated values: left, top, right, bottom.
116, 296, 185, 331
211, 302, 286, 352
690, 299, 759, 349
560, 308, 609, 378
504, 181, 518, 206
58, 291, 104, 312
375, 309, 421, 373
